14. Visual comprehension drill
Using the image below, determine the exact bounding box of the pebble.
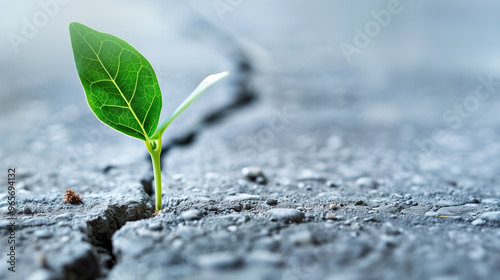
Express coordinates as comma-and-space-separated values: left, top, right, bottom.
326, 178, 342, 188
266, 198, 278, 205
24, 206, 33, 214
468, 197, 481, 204
424, 210, 438, 217
242, 167, 265, 181
266, 209, 305, 223
255, 176, 267, 184
363, 217, 377, 223
436, 204, 479, 217
329, 203, 338, 210
355, 177, 377, 189
224, 193, 260, 201
355, 200, 366, 206
325, 213, 341, 220
471, 219, 486, 226
197, 252, 241, 269
181, 210, 203, 221
297, 170, 326, 181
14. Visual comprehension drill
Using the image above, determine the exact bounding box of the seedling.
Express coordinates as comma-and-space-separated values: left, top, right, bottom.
69, 22, 228, 211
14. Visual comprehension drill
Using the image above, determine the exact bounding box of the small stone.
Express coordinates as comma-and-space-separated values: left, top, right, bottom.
256, 176, 267, 184
355, 177, 377, 189
242, 167, 265, 181
224, 193, 260, 202
297, 170, 325, 181
325, 213, 340, 220
326, 178, 342, 188
227, 225, 238, 232
197, 252, 241, 269
181, 210, 202, 221
468, 197, 481, 204
266, 198, 278, 205
266, 209, 305, 223
425, 211, 438, 217
471, 219, 486, 226
24, 206, 32, 214
363, 217, 377, 222
355, 200, 365, 206
329, 203, 338, 210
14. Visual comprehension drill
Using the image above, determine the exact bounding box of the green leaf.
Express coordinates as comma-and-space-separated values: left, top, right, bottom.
152, 71, 228, 139
69, 22, 162, 141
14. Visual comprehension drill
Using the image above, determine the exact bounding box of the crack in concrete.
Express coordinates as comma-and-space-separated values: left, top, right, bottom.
100, 20, 257, 279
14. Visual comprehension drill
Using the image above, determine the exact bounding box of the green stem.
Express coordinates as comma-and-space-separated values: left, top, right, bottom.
145, 138, 162, 211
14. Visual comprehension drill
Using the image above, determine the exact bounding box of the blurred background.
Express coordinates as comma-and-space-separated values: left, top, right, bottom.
2, 0, 500, 183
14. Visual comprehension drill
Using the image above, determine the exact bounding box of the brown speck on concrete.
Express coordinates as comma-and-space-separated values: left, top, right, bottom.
63, 189, 82, 204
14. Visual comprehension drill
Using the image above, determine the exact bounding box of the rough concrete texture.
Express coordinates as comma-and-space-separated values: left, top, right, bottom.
2, 1, 500, 280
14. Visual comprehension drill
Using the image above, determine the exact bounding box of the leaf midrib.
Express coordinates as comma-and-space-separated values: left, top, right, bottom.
76, 29, 149, 139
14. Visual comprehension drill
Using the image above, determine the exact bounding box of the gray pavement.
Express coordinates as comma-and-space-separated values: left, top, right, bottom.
1, 1, 500, 280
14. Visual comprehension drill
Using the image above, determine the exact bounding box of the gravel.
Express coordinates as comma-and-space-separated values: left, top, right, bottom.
3, 2, 500, 280
266, 209, 305, 223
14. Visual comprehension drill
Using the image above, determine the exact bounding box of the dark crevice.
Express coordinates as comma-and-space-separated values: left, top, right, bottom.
84, 199, 154, 279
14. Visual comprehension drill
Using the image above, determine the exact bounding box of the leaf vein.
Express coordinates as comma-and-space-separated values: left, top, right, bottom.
75, 29, 149, 139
